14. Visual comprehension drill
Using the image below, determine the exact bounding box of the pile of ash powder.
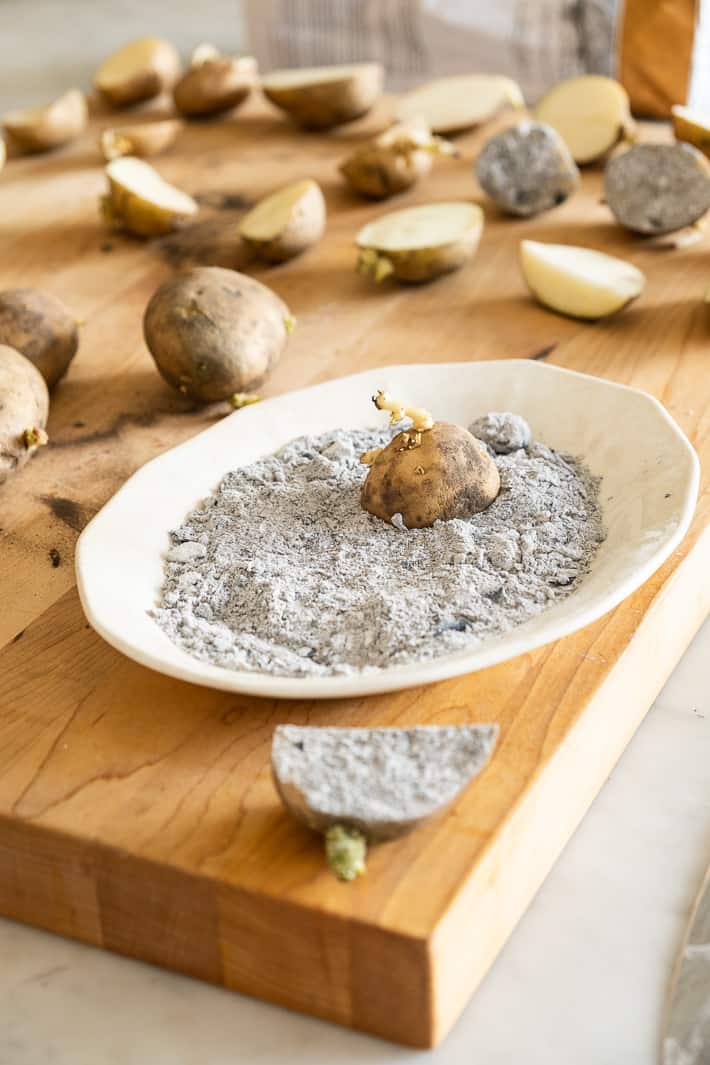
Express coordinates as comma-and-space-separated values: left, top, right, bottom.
152, 414, 605, 677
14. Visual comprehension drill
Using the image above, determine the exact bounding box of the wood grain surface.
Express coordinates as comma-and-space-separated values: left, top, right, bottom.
0, 97, 709, 1048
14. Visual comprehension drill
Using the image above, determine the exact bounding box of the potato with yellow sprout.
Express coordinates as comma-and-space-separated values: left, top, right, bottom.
356, 202, 483, 284
0, 345, 49, 488
360, 391, 500, 529
340, 119, 456, 199
99, 119, 183, 161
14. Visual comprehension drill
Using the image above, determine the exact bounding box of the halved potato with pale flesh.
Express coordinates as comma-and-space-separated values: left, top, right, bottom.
101, 157, 197, 238
95, 37, 181, 108
99, 119, 183, 160
240, 178, 326, 263
3, 89, 87, 153
394, 74, 524, 135
671, 105, 710, 158
261, 63, 383, 129
520, 240, 644, 320
356, 202, 484, 283
534, 76, 635, 164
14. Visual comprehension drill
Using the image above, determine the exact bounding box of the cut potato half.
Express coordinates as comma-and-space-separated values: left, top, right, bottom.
534, 76, 635, 164
671, 104, 710, 158
174, 48, 257, 117
394, 74, 524, 135
3, 88, 87, 153
0, 137, 5, 171
100, 118, 183, 160
95, 36, 181, 108
261, 62, 383, 129
356, 202, 483, 283
340, 118, 455, 199
240, 178, 326, 262
102, 157, 197, 238
520, 240, 644, 320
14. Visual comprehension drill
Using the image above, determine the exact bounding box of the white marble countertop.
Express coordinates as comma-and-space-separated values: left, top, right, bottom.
2, 616, 708, 1065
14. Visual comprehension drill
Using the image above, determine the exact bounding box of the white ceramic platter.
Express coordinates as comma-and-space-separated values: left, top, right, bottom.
76, 361, 699, 700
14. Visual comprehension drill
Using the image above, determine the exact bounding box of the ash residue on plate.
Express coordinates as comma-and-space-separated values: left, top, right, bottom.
152, 423, 605, 677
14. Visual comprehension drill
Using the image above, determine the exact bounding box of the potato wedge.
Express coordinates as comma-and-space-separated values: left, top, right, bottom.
340, 118, 455, 199
99, 118, 183, 160
0, 344, 49, 488
239, 178, 325, 262
0, 289, 78, 389
174, 45, 257, 117
261, 62, 383, 129
95, 36, 181, 108
604, 143, 710, 235
394, 74, 524, 135
671, 104, 710, 158
101, 157, 198, 238
534, 75, 635, 164
356, 201, 483, 284
3, 89, 87, 154
520, 239, 644, 320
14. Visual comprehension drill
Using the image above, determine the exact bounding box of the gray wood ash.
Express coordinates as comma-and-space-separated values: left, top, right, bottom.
475, 121, 579, 217
604, 144, 710, 235
271, 723, 499, 840
152, 421, 604, 677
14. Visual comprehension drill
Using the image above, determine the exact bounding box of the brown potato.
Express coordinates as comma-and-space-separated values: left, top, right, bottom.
94, 37, 182, 108
239, 178, 326, 262
102, 157, 198, 238
361, 422, 500, 529
99, 118, 183, 160
0, 344, 49, 488
340, 119, 454, 199
3, 89, 87, 154
0, 289, 78, 389
261, 63, 383, 130
143, 266, 293, 403
174, 48, 257, 117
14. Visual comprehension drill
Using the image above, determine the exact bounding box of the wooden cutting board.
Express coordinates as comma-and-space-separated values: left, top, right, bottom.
1, 98, 709, 1049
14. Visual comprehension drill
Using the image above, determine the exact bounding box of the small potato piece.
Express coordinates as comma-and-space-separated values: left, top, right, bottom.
604, 143, 710, 235
395, 74, 524, 135
672, 104, 710, 158
95, 36, 181, 108
356, 202, 483, 284
475, 121, 579, 217
174, 47, 257, 117
340, 119, 454, 199
102, 156, 198, 237
520, 239, 644, 320
239, 178, 326, 262
0, 289, 78, 389
0, 137, 6, 171
0, 344, 49, 488
261, 62, 383, 130
534, 76, 635, 164
143, 266, 292, 403
100, 119, 183, 160
361, 422, 500, 529
3, 89, 87, 154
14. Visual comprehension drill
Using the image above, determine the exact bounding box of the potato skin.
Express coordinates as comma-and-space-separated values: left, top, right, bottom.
95, 38, 182, 108
340, 143, 432, 199
361, 422, 500, 528
0, 289, 78, 389
3, 89, 87, 154
0, 344, 49, 487
240, 181, 326, 263
263, 64, 383, 130
174, 57, 256, 117
143, 267, 291, 403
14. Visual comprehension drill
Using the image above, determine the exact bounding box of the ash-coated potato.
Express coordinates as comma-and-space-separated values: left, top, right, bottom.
174, 48, 257, 117
361, 422, 500, 529
143, 267, 293, 403
99, 119, 183, 160
261, 63, 383, 130
604, 143, 710, 235
356, 202, 483, 284
94, 37, 182, 108
0, 344, 50, 488
3, 89, 87, 154
475, 121, 579, 217
0, 289, 78, 389
239, 178, 326, 262
340, 119, 454, 200
102, 156, 198, 237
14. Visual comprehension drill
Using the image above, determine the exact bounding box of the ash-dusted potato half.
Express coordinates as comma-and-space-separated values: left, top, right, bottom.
102, 156, 198, 237
534, 75, 635, 164
0, 344, 50, 488
261, 62, 383, 130
356, 201, 484, 283
361, 422, 500, 529
604, 143, 710, 235
0, 289, 78, 389
95, 36, 182, 108
143, 266, 293, 403
239, 178, 326, 262
3, 89, 87, 154
100, 118, 183, 160
475, 121, 579, 217
340, 118, 455, 199
174, 48, 258, 117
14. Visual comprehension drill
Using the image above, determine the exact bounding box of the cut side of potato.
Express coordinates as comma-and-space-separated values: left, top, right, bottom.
534, 76, 635, 164
95, 36, 181, 108
604, 143, 710, 235
99, 118, 183, 160
394, 74, 524, 135
520, 239, 644, 320
261, 62, 383, 129
0, 137, 5, 171
239, 178, 325, 262
356, 201, 484, 283
3, 89, 87, 154
102, 157, 198, 238
671, 104, 710, 158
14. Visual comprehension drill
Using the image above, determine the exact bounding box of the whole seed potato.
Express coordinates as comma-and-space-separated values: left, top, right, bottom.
361, 422, 500, 529
0, 288, 78, 388
143, 267, 293, 403
0, 344, 49, 487
604, 143, 710, 235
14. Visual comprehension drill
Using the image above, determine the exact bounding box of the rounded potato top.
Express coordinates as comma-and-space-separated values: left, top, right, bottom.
173, 56, 257, 116
0, 343, 50, 487
0, 288, 78, 388
95, 37, 182, 106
